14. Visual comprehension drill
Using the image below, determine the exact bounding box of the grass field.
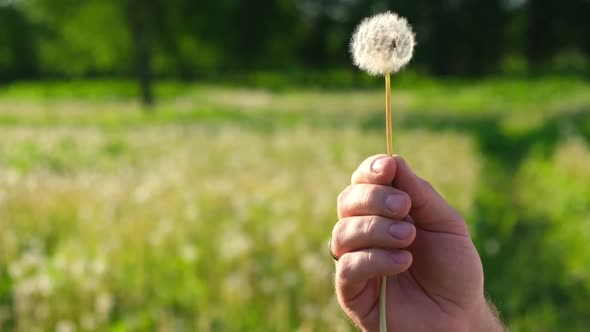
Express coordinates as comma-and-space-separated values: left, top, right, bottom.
0, 78, 590, 331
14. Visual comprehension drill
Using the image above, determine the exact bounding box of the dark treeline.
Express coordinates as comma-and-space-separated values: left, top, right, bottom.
1, 0, 589, 102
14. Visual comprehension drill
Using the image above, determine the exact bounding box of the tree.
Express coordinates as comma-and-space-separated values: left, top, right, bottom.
125, 0, 155, 107
0, 6, 37, 82
17, 0, 159, 107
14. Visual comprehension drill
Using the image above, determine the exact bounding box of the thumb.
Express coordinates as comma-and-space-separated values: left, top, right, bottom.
392, 156, 469, 236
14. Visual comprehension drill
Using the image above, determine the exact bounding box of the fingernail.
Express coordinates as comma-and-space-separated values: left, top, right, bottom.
389, 222, 413, 240
371, 158, 388, 174
391, 251, 411, 265
385, 194, 403, 213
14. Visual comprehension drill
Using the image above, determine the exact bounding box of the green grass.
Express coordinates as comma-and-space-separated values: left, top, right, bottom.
0, 78, 589, 331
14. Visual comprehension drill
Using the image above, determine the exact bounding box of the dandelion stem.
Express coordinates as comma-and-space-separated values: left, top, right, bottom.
385, 73, 393, 156
380, 72, 392, 332
380, 275, 388, 332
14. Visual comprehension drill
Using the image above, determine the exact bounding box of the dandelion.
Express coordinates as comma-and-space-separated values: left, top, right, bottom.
90, 259, 107, 276
301, 253, 330, 280
55, 320, 76, 332
95, 292, 113, 317
180, 243, 199, 263
219, 229, 253, 261
223, 273, 252, 303
350, 12, 415, 76
36, 272, 54, 296
350, 11, 416, 332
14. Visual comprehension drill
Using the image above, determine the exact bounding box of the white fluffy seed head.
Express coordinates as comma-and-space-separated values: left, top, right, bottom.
350, 12, 415, 75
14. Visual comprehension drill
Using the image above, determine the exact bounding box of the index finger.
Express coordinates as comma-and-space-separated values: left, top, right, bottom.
351, 155, 396, 185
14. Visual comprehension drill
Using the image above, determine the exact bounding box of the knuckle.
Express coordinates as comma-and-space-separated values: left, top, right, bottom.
338, 185, 353, 204
364, 250, 375, 263
349, 217, 364, 235
362, 215, 380, 236
360, 185, 379, 206
337, 185, 353, 208
336, 253, 355, 279
361, 250, 376, 266
332, 219, 348, 253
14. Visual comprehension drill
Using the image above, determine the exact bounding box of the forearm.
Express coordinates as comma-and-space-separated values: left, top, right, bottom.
469, 298, 507, 332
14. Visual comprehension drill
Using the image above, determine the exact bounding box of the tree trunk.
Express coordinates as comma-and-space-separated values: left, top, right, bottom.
127, 0, 154, 108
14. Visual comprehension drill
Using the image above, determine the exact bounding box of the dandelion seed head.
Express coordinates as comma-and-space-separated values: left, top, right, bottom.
55, 320, 76, 332
90, 259, 107, 276
180, 244, 199, 263
219, 229, 252, 261
350, 11, 415, 75
95, 292, 113, 317
36, 272, 54, 296
223, 273, 252, 302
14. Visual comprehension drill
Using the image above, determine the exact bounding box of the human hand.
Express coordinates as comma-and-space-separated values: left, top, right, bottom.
331, 155, 504, 331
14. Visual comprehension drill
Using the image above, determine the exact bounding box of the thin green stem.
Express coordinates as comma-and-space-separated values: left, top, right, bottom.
380, 72, 392, 332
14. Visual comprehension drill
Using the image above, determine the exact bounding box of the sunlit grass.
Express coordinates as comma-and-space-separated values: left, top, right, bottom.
0, 124, 480, 331
0, 78, 589, 331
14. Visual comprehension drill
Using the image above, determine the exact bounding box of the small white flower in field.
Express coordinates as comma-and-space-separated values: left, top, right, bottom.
69, 258, 86, 278
36, 272, 53, 296
90, 259, 107, 276
350, 11, 415, 75
95, 292, 113, 317
219, 229, 252, 261
223, 273, 252, 302
55, 320, 76, 332
301, 253, 330, 280
180, 244, 199, 263
14, 277, 36, 297
8, 262, 24, 279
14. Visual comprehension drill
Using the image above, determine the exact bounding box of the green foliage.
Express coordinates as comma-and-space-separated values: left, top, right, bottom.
1, 0, 590, 82
0, 7, 36, 80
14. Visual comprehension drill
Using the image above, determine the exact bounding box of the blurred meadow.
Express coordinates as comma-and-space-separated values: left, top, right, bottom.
1, 1, 590, 332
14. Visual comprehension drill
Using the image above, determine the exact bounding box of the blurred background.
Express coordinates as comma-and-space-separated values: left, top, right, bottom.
0, 0, 589, 331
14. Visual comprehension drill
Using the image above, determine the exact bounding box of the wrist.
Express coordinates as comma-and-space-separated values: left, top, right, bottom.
468, 297, 506, 332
